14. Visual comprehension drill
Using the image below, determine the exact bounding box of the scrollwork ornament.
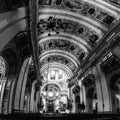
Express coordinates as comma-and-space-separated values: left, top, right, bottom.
0, 56, 6, 81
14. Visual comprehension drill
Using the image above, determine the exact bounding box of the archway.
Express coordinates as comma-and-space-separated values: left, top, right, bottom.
110, 74, 120, 113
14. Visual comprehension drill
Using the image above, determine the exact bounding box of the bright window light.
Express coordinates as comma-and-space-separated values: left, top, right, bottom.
48, 92, 53, 97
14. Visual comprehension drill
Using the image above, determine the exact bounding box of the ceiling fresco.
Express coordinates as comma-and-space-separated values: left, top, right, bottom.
39, 39, 86, 62
38, 0, 120, 81
37, 18, 101, 45
38, 0, 120, 27
40, 55, 77, 72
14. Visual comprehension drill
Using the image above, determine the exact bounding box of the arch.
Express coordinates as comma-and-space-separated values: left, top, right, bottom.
42, 82, 62, 91
40, 62, 73, 78
14, 57, 31, 110
83, 0, 120, 17
38, 34, 89, 53
2, 46, 20, 77
39, 32, 91, 51
39, 49, 79, 66
39, 8, 107, 32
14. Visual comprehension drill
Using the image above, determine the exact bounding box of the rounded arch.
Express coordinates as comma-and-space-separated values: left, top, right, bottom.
39, 49, 79, 66
42, 82, 62, 91
38, 33, 90, 52
40, 62, 73, 78
1, 46, 20, 77
38, 8, 107, 32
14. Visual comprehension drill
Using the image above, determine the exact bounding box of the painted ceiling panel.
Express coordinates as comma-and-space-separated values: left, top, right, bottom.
39, 50, 79, 66
38, 0, 120, 80
40, 55, 77, 72
39, 33, 91, 50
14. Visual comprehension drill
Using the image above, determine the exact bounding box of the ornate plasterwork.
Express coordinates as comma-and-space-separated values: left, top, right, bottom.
0, 56, 6, 81
38, 18, 101, 45
104, 0, 120, 7
43, 83, 61, 91
39, 39, 85, 62
38, 0, 119, 27
39, 34, 90, 52
38, 0, 120, 81
41, 83, 61, 100
40, 55, 77, 72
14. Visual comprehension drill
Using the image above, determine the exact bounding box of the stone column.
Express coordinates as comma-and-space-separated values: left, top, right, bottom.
92, 66, 103, 112
72, 93, 75, 113
26, 94, 30, 113
71, 86, 75, 113
8, 79, 15, 113
30, 81, 36, 112
0, 80, 6, 113
14, 57, 31, 111
86, 97, 93, 113
96, 62, 110, 112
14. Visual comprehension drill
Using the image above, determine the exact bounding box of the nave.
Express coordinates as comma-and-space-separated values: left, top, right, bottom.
0, 0, 120, 119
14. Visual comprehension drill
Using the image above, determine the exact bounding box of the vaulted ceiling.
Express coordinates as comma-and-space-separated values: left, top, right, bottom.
38, 0, 120, 81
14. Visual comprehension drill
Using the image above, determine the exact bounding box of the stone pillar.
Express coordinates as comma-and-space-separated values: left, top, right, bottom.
30, 81, 36, 112
70, 86, 75, 113
82, 86, 86, 112
86, 98, 93, 113
92, 66, 103, 112
33, 91, 37, 113
36, 91, 39, 113
2, 79, 13, 114
79, 80, 82, 103
19, 61, 31, 111
26, 95, 30, 113
68, 86, 73, 113
14, 57, 31, 111
96, 62, 110, 112
72, 94, 75, 113
0, 80, 6, 113
8, 79, 15, 113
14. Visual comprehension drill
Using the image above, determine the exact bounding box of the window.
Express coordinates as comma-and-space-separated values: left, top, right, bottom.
43, 69, 65, 81
108, 51, 113, 57
102, 56, 107, 62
